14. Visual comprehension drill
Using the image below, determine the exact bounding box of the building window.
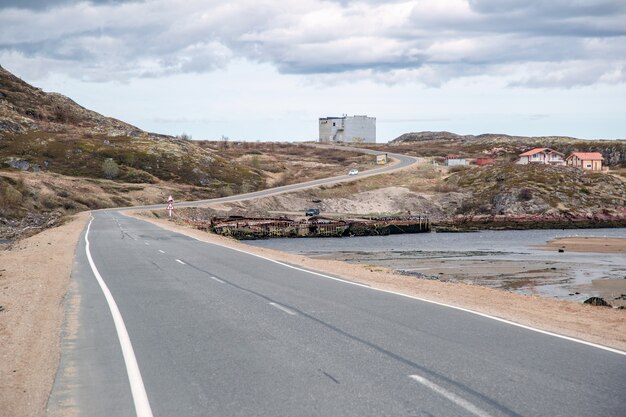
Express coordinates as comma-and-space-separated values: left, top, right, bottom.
333, 122, 336, 126
586, 164, 592, 168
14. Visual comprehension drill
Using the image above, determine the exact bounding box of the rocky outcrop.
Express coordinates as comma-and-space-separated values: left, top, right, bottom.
434, 211, 626, 232
583, 297, 611, 307
0, 65, 142, 137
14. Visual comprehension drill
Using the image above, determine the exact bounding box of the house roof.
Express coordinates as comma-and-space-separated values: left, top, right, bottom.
567, 152, 604, 160
519, 148, 547, 156
519, 148, 563, 157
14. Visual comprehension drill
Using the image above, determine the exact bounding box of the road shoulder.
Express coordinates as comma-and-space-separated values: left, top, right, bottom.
0, 212, 90, 417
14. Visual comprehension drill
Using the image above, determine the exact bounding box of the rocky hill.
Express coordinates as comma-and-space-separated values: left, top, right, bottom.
390, 131, 626, 167
0, 66, 373, 240
223, 161, 626, 231
0, 65, 141, 136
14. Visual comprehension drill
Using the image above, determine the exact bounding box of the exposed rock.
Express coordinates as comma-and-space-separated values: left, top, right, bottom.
583, 297, 611, 307
5, 158, 30, 171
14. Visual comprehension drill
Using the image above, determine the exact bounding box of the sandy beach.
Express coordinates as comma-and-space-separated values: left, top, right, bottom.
540, 236, 626, 253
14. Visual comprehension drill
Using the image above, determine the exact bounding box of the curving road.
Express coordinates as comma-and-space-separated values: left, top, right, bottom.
47, 148, 626, 417
119, 149, 418, 211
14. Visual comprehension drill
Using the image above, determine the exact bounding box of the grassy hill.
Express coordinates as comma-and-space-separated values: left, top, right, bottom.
0, 66, 373, 240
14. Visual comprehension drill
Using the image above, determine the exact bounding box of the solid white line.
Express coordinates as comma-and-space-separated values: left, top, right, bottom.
185, 234, 626, 356
176, 259, 186, 265
211, 276, 225, 283
409, 374, 493, 417
158, 250, 165, 254
269, 302, 297, 316
85, 216, 153, 417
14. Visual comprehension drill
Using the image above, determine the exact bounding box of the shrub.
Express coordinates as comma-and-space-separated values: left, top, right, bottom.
449, 165, 470, 173
1, 184, 23, 208
518, 188, 533, 201
102, 159, 119, 179
119, 167, 157, 184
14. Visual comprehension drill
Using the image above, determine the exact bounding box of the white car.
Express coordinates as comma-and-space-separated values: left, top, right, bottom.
348, 168, 359, 176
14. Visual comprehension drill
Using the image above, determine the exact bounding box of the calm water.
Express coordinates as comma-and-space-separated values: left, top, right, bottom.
245, 228, 626, 255
245, 228, 626, 300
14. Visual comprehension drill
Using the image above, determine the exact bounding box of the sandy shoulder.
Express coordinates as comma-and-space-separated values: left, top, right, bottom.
129, 212, 626, 353
0, 212, 90, 417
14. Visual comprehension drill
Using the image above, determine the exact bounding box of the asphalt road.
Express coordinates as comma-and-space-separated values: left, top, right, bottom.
47, 149, 626, 416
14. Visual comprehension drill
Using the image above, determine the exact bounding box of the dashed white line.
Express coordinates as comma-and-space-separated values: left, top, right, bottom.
144, 242, 150, 246
176, 259, 186, 265
211, 276, 225, 283
158, 250, 165, 254
409, 374, 493, 417
269, 302, 297, 316
85, 216, 154, 417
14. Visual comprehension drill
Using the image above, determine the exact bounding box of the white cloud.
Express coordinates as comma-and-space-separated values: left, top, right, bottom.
0, 0, 625, 88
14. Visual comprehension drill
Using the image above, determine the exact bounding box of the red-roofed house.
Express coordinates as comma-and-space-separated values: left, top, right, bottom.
566, 152, 604, 171
517, 148, 565, 165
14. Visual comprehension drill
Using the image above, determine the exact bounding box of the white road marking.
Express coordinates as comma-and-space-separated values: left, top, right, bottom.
144, 242, 150, 246
176, 259, 186, 265
409, 374, 493, 417
211, 276, 225, 283
85, 216, 154, 417
182, 233, 626, 356
158, 250, 165, 254
269, 302, 297, 316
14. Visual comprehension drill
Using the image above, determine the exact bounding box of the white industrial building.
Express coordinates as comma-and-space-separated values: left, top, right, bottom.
319, 115, 376, 143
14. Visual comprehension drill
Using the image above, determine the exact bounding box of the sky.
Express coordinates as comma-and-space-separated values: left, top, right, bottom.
1, 0, 625, 142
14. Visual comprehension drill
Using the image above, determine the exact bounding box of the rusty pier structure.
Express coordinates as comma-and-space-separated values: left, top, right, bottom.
196, 215, 430, 240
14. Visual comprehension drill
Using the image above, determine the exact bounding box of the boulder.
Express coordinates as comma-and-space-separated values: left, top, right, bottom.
583, 297, 611, 307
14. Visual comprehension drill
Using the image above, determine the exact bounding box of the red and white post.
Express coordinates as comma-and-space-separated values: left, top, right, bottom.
166, 195, 174, 218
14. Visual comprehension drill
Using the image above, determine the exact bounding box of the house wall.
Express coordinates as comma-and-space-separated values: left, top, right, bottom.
519, 152, 565, 165
319, 115, 375, 143
319, 117, 345, 142
582, 159, 603, 171
343, 116, 376, 143
446, 159, 467, 166
567, 156, 603, 171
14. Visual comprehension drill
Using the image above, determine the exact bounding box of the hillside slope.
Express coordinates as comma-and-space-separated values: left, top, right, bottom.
224, 162, 626, 230
389, 131, 626, 166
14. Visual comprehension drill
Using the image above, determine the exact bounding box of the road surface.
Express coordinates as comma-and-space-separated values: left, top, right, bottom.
47, 150, 626, 417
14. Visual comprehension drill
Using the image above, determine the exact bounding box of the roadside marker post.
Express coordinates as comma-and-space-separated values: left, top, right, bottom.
166, 197, 174, 218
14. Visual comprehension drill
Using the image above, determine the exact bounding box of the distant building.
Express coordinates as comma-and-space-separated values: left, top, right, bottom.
517, 148, 565, 165
566, 152, 604, 171
319, 115, 376, 143
475, 157, 496, 166
445, 155, 468, 166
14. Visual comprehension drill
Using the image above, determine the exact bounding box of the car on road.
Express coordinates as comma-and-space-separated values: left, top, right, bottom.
305, 208, 320, 216
348, 168, 359, 176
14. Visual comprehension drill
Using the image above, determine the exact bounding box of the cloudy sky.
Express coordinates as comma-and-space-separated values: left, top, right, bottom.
1, 0, 625, 141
